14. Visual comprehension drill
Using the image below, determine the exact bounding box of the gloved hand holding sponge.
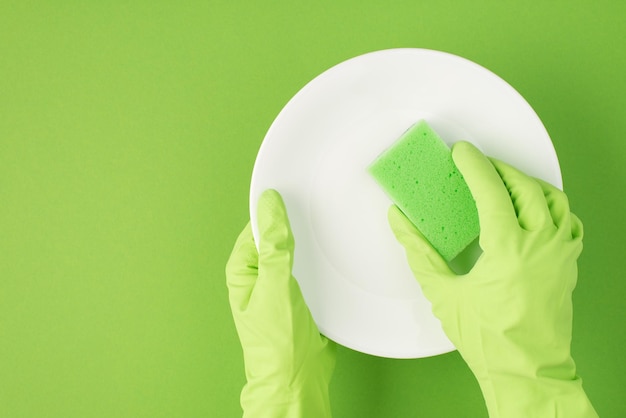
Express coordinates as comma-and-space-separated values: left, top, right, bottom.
226, 139, 597, 417
389, 141, 598, 418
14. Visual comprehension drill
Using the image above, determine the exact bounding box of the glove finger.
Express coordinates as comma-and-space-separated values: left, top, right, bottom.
388, 205, 454, 290
225, 222, 259, 312
535, 178, 574, 236
538, 180, 584, 240
254, 189, 324, 345
451, 142, 518, 249
570, 212, 584, 241
255, 189, 297, 295
489, 158, 552, 231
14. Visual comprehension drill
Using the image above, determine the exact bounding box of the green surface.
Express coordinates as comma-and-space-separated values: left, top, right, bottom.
1, 1, 624, 417
368, 121, 479, 261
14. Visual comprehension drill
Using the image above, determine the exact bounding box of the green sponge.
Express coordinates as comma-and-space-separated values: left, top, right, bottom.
368, 120, 479, 261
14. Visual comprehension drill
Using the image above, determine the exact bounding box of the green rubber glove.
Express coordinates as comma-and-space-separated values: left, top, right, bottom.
389, 141, 598, 418
226, 189, 336, 418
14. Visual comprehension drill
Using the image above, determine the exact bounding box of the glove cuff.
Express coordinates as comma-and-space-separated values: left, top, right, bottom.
477, 371, 598, 418
240, 377, 332, 418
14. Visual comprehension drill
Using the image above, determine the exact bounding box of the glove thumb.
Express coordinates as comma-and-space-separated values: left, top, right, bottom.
387, 205, 454, 291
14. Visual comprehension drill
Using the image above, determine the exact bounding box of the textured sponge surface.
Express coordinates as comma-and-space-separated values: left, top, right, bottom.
368, 120, 479, 261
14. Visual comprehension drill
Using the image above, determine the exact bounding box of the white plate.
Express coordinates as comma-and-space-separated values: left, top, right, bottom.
250, 48, 561, 359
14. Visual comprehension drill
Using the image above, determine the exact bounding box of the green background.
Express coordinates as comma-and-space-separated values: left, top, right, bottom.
1, 1, 624, 417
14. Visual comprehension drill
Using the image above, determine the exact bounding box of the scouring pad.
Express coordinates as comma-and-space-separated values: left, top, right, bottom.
368, 120, 479, 261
